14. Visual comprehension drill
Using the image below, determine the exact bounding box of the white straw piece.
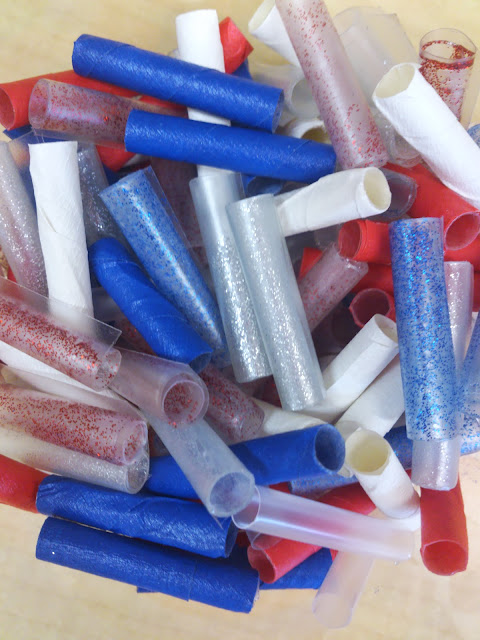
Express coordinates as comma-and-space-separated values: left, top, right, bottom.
248, 0, 301, 66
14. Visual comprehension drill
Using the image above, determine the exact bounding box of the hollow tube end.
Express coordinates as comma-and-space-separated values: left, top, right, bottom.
209, 470, 256, 518
444, 213, 480, 251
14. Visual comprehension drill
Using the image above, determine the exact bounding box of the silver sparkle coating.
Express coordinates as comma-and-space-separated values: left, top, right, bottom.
411, 438, 461, 490
227, 194, 325, 411
444, 261, 473, 372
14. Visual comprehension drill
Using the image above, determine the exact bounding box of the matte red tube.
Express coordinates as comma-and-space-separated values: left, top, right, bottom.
349, 288, 396, 328
352, 264, 394, 294
445, 237, 480, 270
420, 480, 468, 576
338, 219, 391, 265
219, 17, 254, 74
474, 272, 480, 312
387, 163, 480, 251
96, 146, 135, 171
0, 454, 47, 513
299, 248, 323, 280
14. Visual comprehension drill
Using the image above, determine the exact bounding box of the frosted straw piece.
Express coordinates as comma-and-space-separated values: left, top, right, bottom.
0, 142, 47, 295
276, 0, 388, 169
445, 262, 474, 371
378, 168, 418, 222
190, 172, 271, 382
411, 438, 461, 491
110, 348, 208, 427
227, 194, 325, 411
306, 315, 398, 423
345, 430, 419, 518
0, 277, 121, 391
29, 141, 93, 315
148, 415, 255, 517
233, 486, 413, 562
312, 551, 374, 629
252, 63, 317, 119
0, 425, 148, 493
253, 399, 324, 438
248, 0, 300, 67
0, 384, 147, 465
373, 63, 480, 209
276, 168, 391, 236
298, 244, 368, 331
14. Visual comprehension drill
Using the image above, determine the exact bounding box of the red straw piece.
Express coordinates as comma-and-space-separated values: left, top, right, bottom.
299, 247, 323, 280
387, 163, 480, 251
420, 480, 468, 576
0, 70, 136, 131
349, 288, 396, 328
445, 237, 480, 271
219, 17, 254, 74
7, 266, 16, 283
352, 264, 394, 294
0, 454, 47, 513
96, 145, 135, 172
338, 219, 391, 265
473, 272, 480, 312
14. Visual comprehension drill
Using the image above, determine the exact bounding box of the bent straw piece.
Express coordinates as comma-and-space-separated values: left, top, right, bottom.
349, 289, 396, 328
0, 453, 47, 512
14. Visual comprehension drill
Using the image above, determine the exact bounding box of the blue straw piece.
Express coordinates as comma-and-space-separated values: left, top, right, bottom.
125, 112, 337, 184
36, 477, 237, 559
260, 547, 333, 590
72, 34, 283, 132
36, 518, 259, 613
146, 424, 345, 499
242, 174, 286, 197
3, 125, 33, 140
89, 237, 212, 371
232, 60, 253, 80
100, 167, 228, 365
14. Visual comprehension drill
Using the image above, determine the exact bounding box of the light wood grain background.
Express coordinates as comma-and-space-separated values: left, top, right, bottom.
1, 1, 480, 638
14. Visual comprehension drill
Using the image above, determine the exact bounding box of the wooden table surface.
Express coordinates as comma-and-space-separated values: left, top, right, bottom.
1, 1, 480, 638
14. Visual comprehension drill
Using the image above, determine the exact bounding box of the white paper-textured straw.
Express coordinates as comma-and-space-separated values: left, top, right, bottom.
253, 399, 324, 438
248, 0, 300, 67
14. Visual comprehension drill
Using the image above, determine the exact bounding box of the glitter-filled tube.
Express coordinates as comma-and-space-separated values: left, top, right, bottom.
275, 168, 391, 237
298, 244, 368, 331
148, 415, 255, 518
252, 63, 317, 119
0, 277, 121, 391
100, 168, 229, 366
445, 262, 474, 371
390, 218, 459, 490
349, 289, 396, 328
199, 365, 264, 444
276, 0, 388, 169
0, 425, 149, 494
0, 384, 148, 465
248, 0, 301, 67
0, 454, 47, 513
110, 348, 208, 427
189, 172, 271, 383
0, 142, 47, 295
233, 486, 413, 562
227, 194, 325, 411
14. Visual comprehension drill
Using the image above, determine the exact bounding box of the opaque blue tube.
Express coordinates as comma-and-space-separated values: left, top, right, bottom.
146, 424, 345, 499
242, 174, 286, 197
125, 111, 337, 183
36, 518, 259, 613
72, 34, 283, 132
100, 168, 229, 365
390, 218, 458, 441
260, 548, 332, 590
89, 238, 212, 372
36, 477, 237, 559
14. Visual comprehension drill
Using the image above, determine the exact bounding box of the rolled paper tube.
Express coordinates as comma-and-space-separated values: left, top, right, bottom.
298, 244, 369, 331
338, 219, 391, 265
312, 551, 375, 629
96, 145, 135, 172
29, 80, 179, 147
349, 289, 396, 328
36, 476, 237, 559
386, 163, 480, 251
89, 238, 212, 372
260, 547, 333, 590
227, 194, 325, 411
445, 262, 474, 370
0, 384, 148, 465
37, 518, 259, 613
253, 399, 323, 438
125, 111, 336, 183
305, 315, 398, 423
345, 430, 419, 518
281, 117, 327, 140
312, 305, 360, 357
376, 168, 418, 222
299, 247, 323, 280
252, 63, 318, 120
248, 0, 300, 67
276, 168, 391, 237
0, 277, 121, 391
420, 480, 468, 576
199, 365, 264, 444
352, 263, 394, 294
445, 237, 480, 270
72, 34, 284, 132
219, 17, 254, 74
233, 486, 413, 562
373, 64, 480, 210
0, 70, 137, 131
29, 141, 93, 315
0, 142, 48, 295
189, 172, 271, 383
0, 454, 47, 512
100, 168, 228, 365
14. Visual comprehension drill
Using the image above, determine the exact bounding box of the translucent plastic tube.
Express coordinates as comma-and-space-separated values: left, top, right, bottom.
349, 289, 396, 328
378, 168, 418, 222
252, 63, 317, 119
148, 415, 255, 517
275, 168, 391, 236
189, 172, 271, 382
253, 399, 323, 438
233, 486, 413, 562
298, 244, 369, 331
227, 194, 325, 411
0, 142, 47, 295
445, 262, 474, 370
248, 0, 300, 67
276, 0, 388, 169
110, 349, 208, 427
312, 304, 360, 357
